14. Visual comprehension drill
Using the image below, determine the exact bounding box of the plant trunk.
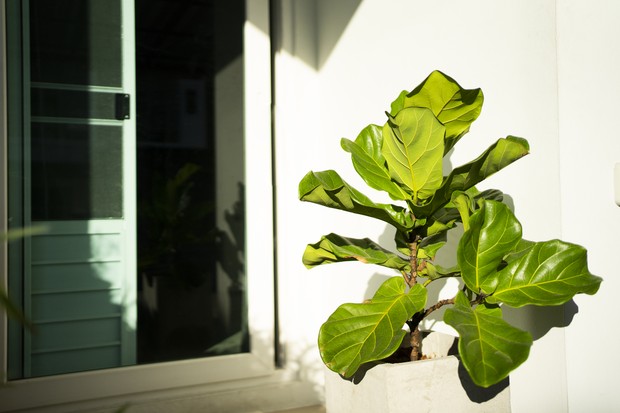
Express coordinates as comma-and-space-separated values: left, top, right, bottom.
410, 326, 422, 361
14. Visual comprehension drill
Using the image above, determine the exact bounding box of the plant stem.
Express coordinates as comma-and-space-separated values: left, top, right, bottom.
408, 292, 490, 360
406, 235, 422, 288
408, 297, 456, 361
410, 327, 422, 361
423, 297, 456, 319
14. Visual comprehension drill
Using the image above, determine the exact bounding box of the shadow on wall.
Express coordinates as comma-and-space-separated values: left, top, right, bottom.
278, 339, 329, 403
499, 194, 579, 340
270, 0, 363, 70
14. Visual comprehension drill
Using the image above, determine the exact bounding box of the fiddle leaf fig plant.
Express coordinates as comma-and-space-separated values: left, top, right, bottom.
299, 71, 602, 388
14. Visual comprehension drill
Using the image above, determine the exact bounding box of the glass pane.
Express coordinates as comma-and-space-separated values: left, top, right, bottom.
135, 0, 248, 363
29, 0, 122, 87
31, 88, 119, 120
30, 123, 123, 220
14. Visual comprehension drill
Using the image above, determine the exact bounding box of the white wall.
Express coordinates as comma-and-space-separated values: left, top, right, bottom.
557, 1, 620, 411
273, 0, 327, 390
274, 0, 618, 411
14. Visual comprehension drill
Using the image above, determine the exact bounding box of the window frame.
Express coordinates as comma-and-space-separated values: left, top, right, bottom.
0, 0, 277, 411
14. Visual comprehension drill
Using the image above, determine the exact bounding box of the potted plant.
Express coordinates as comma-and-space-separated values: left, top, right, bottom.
298, 71, 602, 411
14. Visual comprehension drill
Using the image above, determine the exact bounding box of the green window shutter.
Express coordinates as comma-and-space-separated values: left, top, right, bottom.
7, 0, 136, 378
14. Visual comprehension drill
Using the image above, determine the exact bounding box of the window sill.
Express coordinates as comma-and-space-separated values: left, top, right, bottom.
2, 368, 323, 413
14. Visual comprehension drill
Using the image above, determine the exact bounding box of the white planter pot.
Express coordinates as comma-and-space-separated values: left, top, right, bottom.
325, 332, 510, 413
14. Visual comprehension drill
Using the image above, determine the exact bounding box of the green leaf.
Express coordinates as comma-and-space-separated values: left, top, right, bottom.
394, 229, 446, 258
1, 227, 43, 331
394, 229, 414, 256
444, 292, 533, 388
459, 200, 522, 294
170, 162, 201, 188
319, 277, 427, 377
341, 125, 410, 201
411, 136, 529, 219
1, 225, 48, 242
441, 136, 529, 201
428, 188, 501, 228
423, 262, 461, 281
418, 240, 445, 260
0, 286, 33, 331
503, 239, 536, 263
451, 191, 473, 231
303, 233, 410, 272
298, 170, 415, 231
488, 240, 603, 307
382, 107, 445, 203
390, 70, 484, 153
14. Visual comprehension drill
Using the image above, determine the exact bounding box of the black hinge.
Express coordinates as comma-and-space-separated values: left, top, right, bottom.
115, 93, 130, 120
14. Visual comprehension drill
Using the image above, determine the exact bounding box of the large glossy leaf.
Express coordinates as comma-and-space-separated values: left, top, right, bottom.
444, 292, 533, 388
382, 107, 445, 203
319, 277, 427, 377
411, 136, 529, 219
459, 200, 522, 294
298, 170, 415, 231
341, 125, 410, 201
303, 233, 410, 272
390, 70, 484, 153
420, 188, 504, 239
503, 239, 536, 263
451, 191, 473, 231
487, 240, 602, 307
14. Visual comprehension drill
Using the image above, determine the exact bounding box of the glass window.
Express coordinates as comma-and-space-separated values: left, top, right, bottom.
6, 0, 249, 379
135, 0, 248, 364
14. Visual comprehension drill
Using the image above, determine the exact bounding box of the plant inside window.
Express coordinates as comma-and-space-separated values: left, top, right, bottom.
299, 71, 602, 387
